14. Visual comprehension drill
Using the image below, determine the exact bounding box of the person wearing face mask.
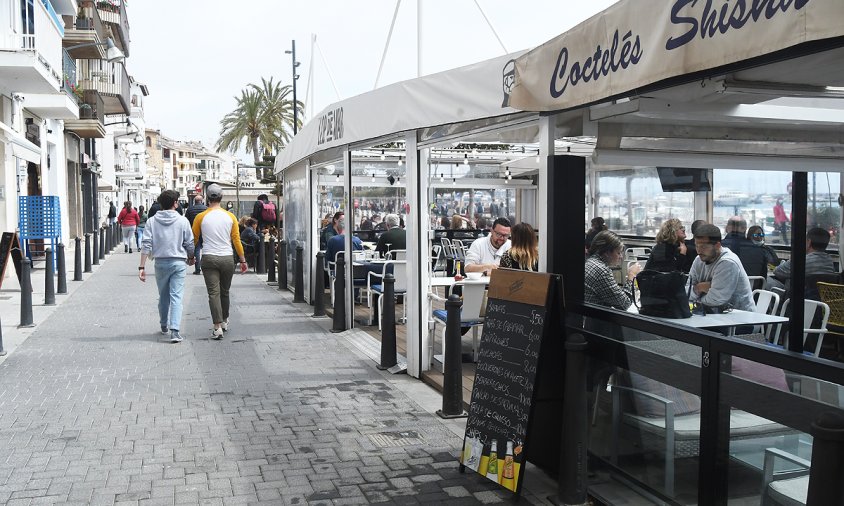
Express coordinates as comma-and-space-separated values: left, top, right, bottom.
746, 226, 780, 269
687, 223, 755, 313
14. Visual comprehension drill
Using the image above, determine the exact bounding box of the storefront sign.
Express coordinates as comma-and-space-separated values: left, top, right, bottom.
507, 0, 844, 111
317, 107, 343, 145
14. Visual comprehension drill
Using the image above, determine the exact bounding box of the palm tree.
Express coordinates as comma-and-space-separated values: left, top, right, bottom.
216, 77, 304, 164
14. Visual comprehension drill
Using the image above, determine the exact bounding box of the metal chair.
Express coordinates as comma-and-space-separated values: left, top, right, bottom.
429, 283, 486, 368
748, 275, 767, 291
752, 289, 781, 341
772, 299, 830, 357
367, 260, 407, 330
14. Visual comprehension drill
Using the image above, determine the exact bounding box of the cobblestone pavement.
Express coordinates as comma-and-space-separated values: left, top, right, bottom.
0, 251, 548, 505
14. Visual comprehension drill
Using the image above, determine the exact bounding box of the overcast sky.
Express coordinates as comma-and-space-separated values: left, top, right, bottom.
128, 0, 618, 158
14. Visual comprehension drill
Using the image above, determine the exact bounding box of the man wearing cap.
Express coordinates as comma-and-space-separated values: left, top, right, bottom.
192, 184, 248, 340
687, 223, 755, 313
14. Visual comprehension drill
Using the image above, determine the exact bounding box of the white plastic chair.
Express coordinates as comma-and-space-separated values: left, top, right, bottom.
748, 275, 767, 291
367, 260, 407, 330
752, 289, 781, 341
773, 299, 829, 357
386, 249, 406, 261
429, 283, 486, 367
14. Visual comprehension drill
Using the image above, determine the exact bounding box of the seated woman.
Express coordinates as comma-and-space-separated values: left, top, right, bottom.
499, 222, 538, 271
644, 218, 690, 272
585, 230, 641, 309
746, 225, 780, 268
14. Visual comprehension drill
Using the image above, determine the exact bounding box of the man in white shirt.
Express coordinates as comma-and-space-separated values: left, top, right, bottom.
465, 218, 511, 274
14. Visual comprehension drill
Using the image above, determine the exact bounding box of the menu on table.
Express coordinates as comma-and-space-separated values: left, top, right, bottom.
460, 269, 557, 494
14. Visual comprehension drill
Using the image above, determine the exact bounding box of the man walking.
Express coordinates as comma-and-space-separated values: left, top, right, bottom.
251, 193, 277, 231
138, 190, 195, 343
185, 194, 208, 275
192, 184, 248, 339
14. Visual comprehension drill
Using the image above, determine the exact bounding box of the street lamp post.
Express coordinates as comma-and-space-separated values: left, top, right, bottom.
285, 40, 300, 135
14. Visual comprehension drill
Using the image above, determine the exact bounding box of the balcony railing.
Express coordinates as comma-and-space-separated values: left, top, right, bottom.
72, 2, 105, 36
61, 49, 79, 102
6, 0, 64, 86
77, 59, 130, 113
79, 90, 104, 123
95, 0, 129, 57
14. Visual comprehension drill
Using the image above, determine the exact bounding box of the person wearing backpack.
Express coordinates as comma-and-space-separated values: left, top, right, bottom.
251, 194, 276, 231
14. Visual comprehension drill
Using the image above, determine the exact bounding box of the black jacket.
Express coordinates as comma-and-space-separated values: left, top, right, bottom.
644, 242, 689, 273
722, 233, 767, 278
185, 203, 207, 225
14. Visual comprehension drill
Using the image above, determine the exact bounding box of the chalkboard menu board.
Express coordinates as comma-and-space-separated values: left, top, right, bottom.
460, 269, 559, 494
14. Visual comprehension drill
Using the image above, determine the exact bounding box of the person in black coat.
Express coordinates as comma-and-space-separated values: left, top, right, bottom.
185, 195, 208, 274
644, 218, 690, 273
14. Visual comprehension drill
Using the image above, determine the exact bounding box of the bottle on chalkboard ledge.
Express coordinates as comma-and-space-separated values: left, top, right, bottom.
486, 440, 499, 482
503, 441, 514, 479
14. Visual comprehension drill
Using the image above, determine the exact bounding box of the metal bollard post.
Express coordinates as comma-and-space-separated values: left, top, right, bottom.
293, 244, 305, 303
806, 412, 844, 504
84, 234, 92, 273
331, 254, 347, 332
19, 258, 34, 328
558, 332, 589, 505
437, 294, 467, 418
56, 243, 67, 294
0, 317, 5, 356
104, 225, 111, 254
99, 227, 105, 260
377, 273, 398, 370
73, 236, 82, 281
111, 223, 117, 250
267, 237, 276, 283
44, 247, 55, 306
313, 251, 327, 317
256, 237, 267, 274
278, 240, 288, 290
92, 229, 99, 265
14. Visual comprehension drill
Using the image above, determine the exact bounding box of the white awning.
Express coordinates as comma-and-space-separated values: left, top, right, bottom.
0, 121, 41, 163
507, 0, 844, 112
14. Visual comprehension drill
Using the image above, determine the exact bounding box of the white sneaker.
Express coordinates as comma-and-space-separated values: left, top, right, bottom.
221, 319, 229, 332
211, 327, 224, 340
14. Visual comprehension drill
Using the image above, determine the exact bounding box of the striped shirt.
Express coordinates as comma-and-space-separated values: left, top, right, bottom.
191, 207, 245, 258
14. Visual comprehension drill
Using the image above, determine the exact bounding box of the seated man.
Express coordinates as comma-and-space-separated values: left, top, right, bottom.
240, 218, 261, 266
325, 218, 363, 272
770, 227, 835, 298
465, 217, 511, 274
720, 216, 768, 281
374, 214, 406, 257
687, 223, 755, 312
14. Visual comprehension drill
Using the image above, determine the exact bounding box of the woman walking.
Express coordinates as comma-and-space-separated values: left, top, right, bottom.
117, 201, 140, 253
135, 205, 148, 250
499, 222, 539, 271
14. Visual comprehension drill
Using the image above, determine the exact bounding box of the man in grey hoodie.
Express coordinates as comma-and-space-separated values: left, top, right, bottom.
687, 223, 755, 313
138, 190, 195, 343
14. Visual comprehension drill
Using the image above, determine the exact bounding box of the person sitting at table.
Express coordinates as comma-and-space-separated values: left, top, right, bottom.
375, 214, 406, 258
465, 217, 511, 275
240, 218, 261, 267
747, 225, 780, 269
325, 218, 363, 272
320, 211, 344, 249
687, 223, 755, 313
499, 222, 538, 271
721, 216, 768, 282
584, 230, 641, 309
769, 227, 834, 298
644, 218, 689, 273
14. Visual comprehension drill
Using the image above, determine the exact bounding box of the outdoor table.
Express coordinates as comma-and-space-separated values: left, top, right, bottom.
628, 306, 788, 335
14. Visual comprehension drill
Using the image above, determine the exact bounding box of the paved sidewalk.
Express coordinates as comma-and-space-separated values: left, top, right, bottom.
0, 250, 554, 505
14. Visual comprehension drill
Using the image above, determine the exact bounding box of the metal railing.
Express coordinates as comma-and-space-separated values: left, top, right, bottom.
95, 0, 129, 56
76, 59, 130, 112
62, 49, 78, 102
73, 2, 105, 38
79, 90, 104, 123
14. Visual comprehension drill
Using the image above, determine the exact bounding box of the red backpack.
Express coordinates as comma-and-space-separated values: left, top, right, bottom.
261, 202, 276, 222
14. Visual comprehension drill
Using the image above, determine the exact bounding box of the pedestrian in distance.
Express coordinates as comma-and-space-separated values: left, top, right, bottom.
138, 190, 195, 343
185, 194, 208, 275
192, 184, 248, 340
136, 205, 148, 250
251, 193, 277, 231
107, 201, 117, 225
117, 201, 140, 253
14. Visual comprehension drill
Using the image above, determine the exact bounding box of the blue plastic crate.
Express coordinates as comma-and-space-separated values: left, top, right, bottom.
19, 196, 61, 240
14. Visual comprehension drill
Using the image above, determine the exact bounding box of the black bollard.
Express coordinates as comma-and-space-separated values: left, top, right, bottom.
278, 239, 288, 290
19, 258, 34, 328
293, 244, 305, 303
104, 225, 111, 254
111, 223, 117, 250
267, 237, 276, 283
84, 233, 92, 273
377, 273, 398, 370
437, 294, 467, 418
313, 252, 327, 317
558, 332, 589, 505
92, 229, 99, 265
256, 237, 267, 274
73, 236, 82, 281
0, 316, 5, 356
56, 243, 67, 294
98, 227, 104, 260
44, 247, 55, 306
331, 254, 347, 332
806, 412, 844, 504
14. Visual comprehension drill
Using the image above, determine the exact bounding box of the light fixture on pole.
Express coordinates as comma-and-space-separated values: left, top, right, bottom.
65, 37, 125, 63
285, 40, 301, 135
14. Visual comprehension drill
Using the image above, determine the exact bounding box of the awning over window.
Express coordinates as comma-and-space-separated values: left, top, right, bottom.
0, 122, 41, 164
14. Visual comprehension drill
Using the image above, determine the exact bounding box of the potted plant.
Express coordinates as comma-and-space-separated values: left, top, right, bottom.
75, 6, 92, 29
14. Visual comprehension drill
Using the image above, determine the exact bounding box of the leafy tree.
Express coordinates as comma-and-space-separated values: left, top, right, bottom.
216, 77, 303, 164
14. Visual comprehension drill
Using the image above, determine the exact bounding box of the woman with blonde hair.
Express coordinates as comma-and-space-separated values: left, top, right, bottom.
644, 218, 690, 272
499, 222, 538, 271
